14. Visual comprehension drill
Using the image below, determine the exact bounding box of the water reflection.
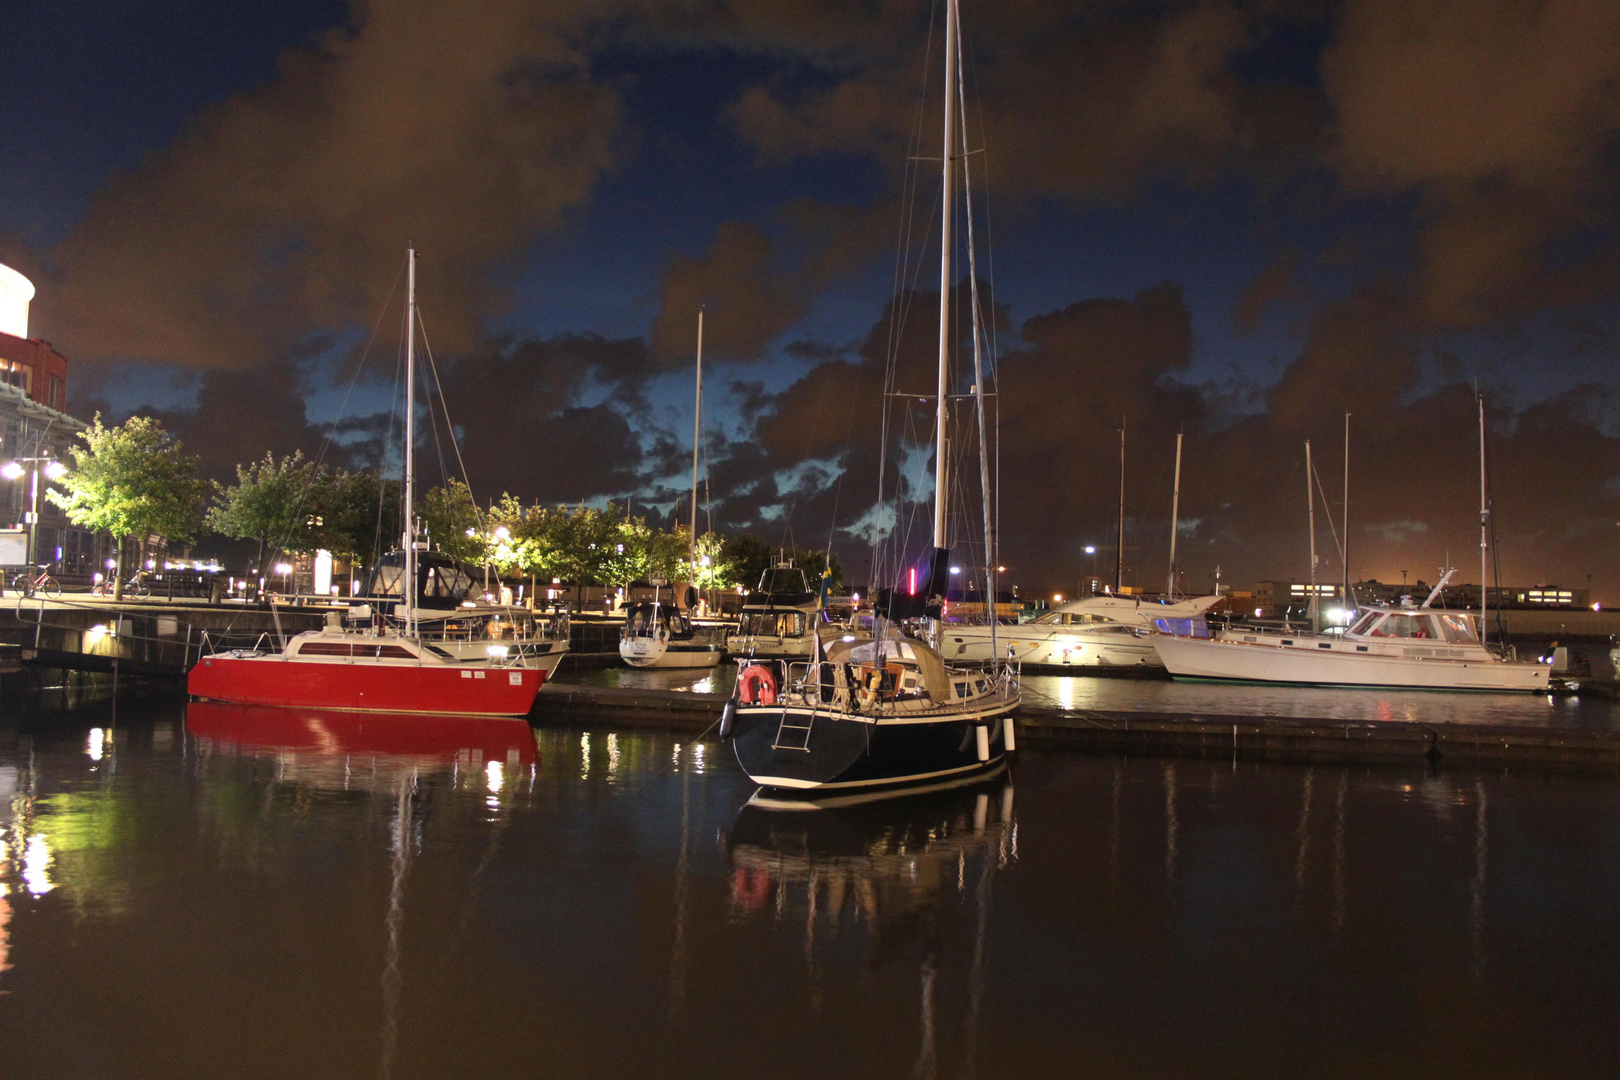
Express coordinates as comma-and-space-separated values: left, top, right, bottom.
185, 701, 538, 792
1, 710, 1619, 1077
724, 772, 1015, 1079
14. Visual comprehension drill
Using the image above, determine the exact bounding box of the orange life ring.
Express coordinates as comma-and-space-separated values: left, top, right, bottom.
738, 664, 778, 706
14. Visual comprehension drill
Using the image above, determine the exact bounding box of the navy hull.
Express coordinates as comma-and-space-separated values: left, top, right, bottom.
730, 703, 1015, 791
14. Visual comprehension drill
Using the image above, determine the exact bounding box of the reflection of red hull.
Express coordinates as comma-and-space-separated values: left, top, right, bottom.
185, 701, 537, 765
188, 654, 542, 716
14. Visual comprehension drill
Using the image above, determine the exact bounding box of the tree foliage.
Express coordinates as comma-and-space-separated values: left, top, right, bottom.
420, 479, 486, 565
207, 451, 321, 553
51, 415, 207, 547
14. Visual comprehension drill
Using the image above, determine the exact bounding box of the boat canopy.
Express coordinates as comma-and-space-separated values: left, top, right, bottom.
831, 636, 951, 697
360, 550, 475, 611
1347, 609, 1480, 643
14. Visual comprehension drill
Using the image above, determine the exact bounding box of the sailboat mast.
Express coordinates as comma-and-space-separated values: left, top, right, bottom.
1479, 395, 1488, 624
1343, 412, 1351, 610
690, 309, 703, 572
1306, 439, 1317, 631
953, 0, 996, 657
1166, 432, 1182, 596
1115, 423, 1125, 593
933, 0, 957, 556
404, 247, 416, 639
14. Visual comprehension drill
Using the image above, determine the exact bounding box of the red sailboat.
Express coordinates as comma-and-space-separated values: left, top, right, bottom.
187, 249, 546, 718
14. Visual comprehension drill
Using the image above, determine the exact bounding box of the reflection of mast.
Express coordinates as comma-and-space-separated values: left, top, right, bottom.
1163, 762, 1178, 887
668, 745, 691, 1021
379, 773, 415, 1080
1471, 778, 1488, 977
958, 784, 1009, 1077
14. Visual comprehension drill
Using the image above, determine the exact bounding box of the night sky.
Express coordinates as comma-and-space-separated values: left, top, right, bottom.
4, 0, 1620, 597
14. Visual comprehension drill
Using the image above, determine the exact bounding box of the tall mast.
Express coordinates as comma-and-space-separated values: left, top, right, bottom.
1115, 423, 1125, 593
403, 247, 416, 639
1306, 439, 1317, 631
954, 0, 996, 657
932, 0, 957, 557
927, 0, 958, 647
690, 309, 703, 574
1342, 412, 1351, 610
1166, 432, 1182, 597
1479, 395, 1488, 624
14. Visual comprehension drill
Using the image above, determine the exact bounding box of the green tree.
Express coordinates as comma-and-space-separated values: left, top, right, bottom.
720, 534, 842, 597
50, 415, 207, 599
420, 479, 487, 565
207, 451, 321, 573
680, 531, 733, 590
487, 495, 564, 585
309, 468, 400, 573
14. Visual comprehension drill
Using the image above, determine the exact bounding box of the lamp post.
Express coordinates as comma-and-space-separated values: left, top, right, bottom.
1, 454, 67, 572
1083, 545, 1098, 596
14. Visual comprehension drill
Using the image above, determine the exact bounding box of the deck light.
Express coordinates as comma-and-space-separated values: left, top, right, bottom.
486, 645, 510, 658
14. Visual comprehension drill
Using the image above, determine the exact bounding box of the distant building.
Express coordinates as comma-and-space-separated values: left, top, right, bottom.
1250, 577, 1590, 618
0, 263, 101, 578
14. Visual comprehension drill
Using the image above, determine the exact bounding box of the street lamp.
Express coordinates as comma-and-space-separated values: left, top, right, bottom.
1083, 545, 1098, 596
2, 454, 66, 572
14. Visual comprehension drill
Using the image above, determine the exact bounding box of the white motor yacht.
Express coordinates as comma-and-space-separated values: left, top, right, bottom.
1154, 596, 1549, 692
943, 594, 1222, 670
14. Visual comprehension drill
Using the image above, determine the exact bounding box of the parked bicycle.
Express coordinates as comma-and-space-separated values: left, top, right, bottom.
8, 564, 61, 599
92, 571, 151, 599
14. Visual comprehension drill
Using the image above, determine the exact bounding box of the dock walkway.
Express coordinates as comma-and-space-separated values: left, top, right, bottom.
532, 682, 1620, 770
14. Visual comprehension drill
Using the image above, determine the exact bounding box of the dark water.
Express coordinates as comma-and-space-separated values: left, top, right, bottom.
3, 698, 1620, 1078
560, 662, 1620, 730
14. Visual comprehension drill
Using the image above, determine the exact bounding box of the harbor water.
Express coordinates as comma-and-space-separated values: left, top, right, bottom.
1, 693, 1618, 1078
559, 663, 1620, 731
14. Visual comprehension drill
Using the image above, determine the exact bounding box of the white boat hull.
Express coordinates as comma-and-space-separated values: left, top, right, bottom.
1153, 634, 1549, 692
942, 626, 1160, 668
620, 640, 722, 669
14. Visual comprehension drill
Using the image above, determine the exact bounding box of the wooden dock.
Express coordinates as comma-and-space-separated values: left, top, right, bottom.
532, 682, 1620, 770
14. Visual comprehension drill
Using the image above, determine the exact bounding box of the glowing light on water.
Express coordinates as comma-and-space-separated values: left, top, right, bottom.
691, 677, 714, 695
580, 733, 591, 779
672, 743, 682, 767
1057, 678, 1076, 711
606, 733, 620, 780
22, 834, 53, 896
87, 728, 104, 761
485, 760, 503, 793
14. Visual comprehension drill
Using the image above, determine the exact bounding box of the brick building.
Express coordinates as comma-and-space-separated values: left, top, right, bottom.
0, 263, 102, 578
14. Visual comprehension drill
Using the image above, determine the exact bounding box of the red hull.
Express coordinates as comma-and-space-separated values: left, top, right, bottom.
185, 701, 537, 765
188, 654, 543, 716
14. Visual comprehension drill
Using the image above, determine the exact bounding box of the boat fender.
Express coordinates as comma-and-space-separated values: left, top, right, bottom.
1002, 715, 1017, 753
738, 664, 778, 706
719, 699, 737, 741
975, 724, 991, 762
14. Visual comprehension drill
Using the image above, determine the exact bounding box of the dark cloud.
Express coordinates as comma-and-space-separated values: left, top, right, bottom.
704, 280, 1620, 596
1324, 0, 1620, 327
35, 0, 624, 368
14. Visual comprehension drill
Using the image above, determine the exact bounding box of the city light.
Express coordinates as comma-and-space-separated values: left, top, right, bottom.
0, 462, 23, 480
949, 566, 961, 574
44, 461, 65, 480
1083, 545, 1096, 555
1053, 593, 1063, 603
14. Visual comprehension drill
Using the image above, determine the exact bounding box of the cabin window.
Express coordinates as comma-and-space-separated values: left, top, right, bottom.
297, 642, 353, 657
1368, 614, 1432, 639
1348, 612, 1379, 636
376, 645, 416, 659
1436, 615, 1479, 644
